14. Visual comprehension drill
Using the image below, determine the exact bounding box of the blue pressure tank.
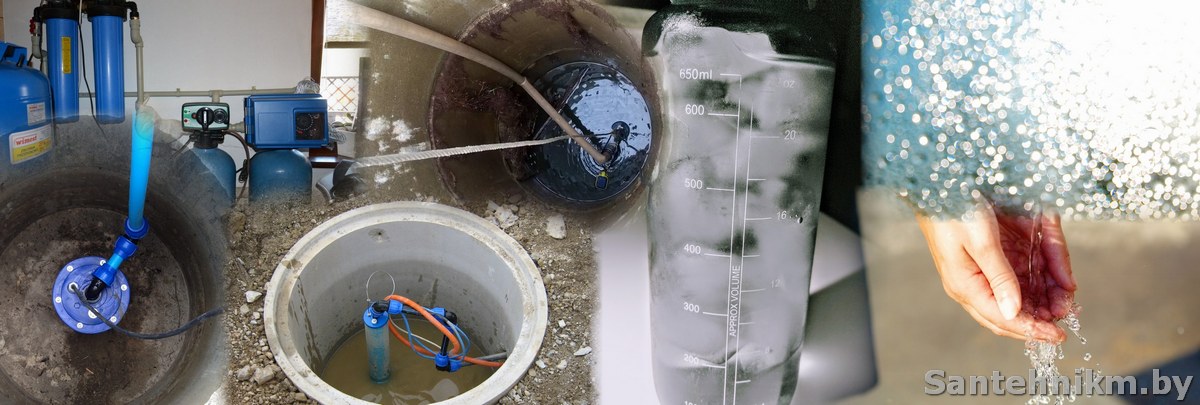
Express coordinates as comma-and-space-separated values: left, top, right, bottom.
249, 149, 312, 203
194, 147, 237, 202
39, 2, 80, 122
0, 43, 54, 167
87, 2, 128, 123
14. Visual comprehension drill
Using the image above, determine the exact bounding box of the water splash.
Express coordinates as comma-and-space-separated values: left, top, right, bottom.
1024, 303, 1089, 405
864, 0, 1200, 220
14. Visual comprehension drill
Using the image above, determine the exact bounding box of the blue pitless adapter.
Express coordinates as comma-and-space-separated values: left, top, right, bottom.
83, 218, 148, 302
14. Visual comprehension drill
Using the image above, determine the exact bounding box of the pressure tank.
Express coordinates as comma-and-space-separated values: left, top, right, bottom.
193, 147, 237, 202
249, 149, 312, 203
0, 43, 54, 168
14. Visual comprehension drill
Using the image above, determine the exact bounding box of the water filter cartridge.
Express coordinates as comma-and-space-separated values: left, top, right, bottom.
42, 4, 80, 122
88, 4, 127, 124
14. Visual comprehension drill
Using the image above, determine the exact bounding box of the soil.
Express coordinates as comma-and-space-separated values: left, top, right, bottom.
222, 187, 599, 404
0, 208, 190, 404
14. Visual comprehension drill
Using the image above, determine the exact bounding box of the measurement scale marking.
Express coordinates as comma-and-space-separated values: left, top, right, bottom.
730, 78, 748, 405
720, 75, 743, 405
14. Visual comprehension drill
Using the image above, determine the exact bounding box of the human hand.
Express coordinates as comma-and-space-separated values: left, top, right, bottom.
916, 204, 1077, 342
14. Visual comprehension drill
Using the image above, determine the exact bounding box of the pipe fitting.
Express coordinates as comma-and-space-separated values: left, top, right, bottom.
362, 304, 388, 329
124, 217, 149, 240
91, 235, 139, 288
129, 17, 143, 45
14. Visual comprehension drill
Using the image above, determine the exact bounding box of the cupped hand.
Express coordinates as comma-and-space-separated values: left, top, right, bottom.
916, 203, 1077, 342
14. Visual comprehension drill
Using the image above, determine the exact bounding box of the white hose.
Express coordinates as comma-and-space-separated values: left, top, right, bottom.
343, 2, 609, 165
354, 134, 579, 168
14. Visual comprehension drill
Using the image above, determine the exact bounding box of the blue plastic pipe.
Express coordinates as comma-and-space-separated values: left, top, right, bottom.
45, 16, 79, 122
87, 105, 152, 289
91, 15, 125, 123
127, 104, 154, 233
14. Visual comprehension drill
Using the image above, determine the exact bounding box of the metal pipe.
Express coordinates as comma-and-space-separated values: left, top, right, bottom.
344, 2, 610, 165
78, 87, 298, 102
130, 16, 145, 104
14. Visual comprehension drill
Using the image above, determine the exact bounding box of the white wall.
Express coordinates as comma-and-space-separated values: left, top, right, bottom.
3, 0, 312, 162
321, 47, 365, 77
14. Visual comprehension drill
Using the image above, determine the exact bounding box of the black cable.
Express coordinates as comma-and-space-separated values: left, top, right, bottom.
225, 131, 251, 201
74, 288, 224, 340
170, 138, 193, 159
75, 2, 108, 138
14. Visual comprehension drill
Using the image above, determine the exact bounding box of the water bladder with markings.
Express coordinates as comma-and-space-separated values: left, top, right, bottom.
0, 118, 229, 403
643, 3, 837, 404
265, 202, 547, 404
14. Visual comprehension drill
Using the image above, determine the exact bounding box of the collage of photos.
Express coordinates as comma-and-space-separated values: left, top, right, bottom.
0, 0, 1195, 404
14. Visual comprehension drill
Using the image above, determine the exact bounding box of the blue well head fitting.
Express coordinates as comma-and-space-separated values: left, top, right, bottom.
52, 257, 130, 334
363, 302, 389, 329
386, 299, 405, 315
90, 234, 138, 287
434, 353, 463, 372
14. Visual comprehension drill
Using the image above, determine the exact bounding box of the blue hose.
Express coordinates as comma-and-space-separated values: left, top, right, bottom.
127, 104, 154, 234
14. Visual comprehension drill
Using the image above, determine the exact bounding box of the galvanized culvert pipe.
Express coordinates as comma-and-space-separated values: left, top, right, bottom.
0, 122, 229, 403
264, 202, 548, 404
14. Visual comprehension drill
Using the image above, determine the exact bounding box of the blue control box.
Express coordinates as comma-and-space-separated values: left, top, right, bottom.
244, 94, 329, 149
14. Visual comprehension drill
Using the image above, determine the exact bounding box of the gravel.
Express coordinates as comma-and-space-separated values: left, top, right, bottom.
223, 188, 598, 404
244, 291, 263, 303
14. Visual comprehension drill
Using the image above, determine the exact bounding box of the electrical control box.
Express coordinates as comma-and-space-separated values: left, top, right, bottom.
244, 94, 329, 149
182, 102, 230, 132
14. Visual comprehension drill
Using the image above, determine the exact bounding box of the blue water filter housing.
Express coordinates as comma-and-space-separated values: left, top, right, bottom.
0, 43, 54, 167
88, 4, 127, 124
41, 3, 80, 122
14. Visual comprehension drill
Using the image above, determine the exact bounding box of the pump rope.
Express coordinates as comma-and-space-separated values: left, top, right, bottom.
353, 131, 612, 169
345, 2, 609, 165
73, 288, 224, 340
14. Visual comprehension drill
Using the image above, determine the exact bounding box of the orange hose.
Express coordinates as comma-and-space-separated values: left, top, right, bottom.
383, 295, 504, 368
385, 294, 462, 355
386, 322, 504, 367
